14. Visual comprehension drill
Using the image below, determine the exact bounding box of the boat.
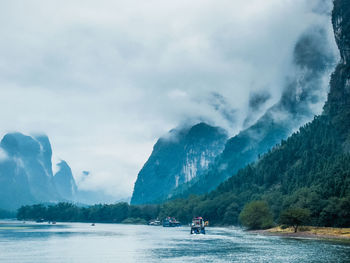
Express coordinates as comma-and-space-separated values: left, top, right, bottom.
91, 223, 95, 226
190, 217, 206, 234
162, 217, 181, 227
148, 219, 161, 226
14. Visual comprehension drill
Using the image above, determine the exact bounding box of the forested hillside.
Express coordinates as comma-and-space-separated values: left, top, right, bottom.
158, 0, 350, 227
169, 20, 338, 199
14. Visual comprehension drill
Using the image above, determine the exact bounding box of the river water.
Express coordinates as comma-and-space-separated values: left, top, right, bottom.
0, 220, 349, 263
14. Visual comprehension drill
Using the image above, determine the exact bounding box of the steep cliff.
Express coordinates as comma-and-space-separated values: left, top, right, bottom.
324, 0, 350, 137
131, 123, 227, 204
0, 133, 60, 210
53, 160, 78, 201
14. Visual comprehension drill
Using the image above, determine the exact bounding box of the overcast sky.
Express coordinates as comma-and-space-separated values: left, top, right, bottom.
0, 0, 337, 199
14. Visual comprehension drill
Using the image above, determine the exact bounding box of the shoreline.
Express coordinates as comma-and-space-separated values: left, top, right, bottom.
250, 226, 350, 242
2, 219, 350, 243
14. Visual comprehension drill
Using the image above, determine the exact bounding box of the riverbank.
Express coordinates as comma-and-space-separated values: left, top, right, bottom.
251, 226, 350, 241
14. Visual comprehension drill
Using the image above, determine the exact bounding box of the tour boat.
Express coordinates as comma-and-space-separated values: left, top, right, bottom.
190, 217, 206, 234
162, 217, 181, 227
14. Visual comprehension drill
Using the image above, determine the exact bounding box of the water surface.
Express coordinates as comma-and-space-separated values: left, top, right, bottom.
0, 221, 349, 262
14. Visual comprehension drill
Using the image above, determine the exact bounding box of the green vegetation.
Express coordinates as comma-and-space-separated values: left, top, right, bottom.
152, 114, 350, 229
160, 112, 350, 228
279, 208, 311, 232
239, 201, 274, 230
17, 202, 159, 224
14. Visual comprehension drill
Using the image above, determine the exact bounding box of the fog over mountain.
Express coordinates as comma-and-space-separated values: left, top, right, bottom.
0, 0, 338, 199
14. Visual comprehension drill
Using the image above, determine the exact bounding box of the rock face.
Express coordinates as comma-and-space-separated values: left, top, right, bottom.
53, 161, 78, 201
323, 0, 350, 150
131, 123, 228, 204
172, 18, 338, 197
324, 0, 350, 119
0, 132, 118, 210
0, 133, 60, 210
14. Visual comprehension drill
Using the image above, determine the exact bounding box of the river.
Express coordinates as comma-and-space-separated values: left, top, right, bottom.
0, 220, 349, 262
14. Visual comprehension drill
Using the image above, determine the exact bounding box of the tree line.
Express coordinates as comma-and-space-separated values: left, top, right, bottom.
17, 202, 159, 225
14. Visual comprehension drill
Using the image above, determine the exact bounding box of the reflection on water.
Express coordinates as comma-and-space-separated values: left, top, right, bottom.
0, 220, 349, 263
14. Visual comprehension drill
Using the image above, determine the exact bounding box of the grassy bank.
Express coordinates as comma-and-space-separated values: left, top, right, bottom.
254, 226, 350, 241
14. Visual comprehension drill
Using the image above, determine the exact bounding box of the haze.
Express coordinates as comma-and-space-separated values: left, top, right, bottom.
0, 0, 337, 199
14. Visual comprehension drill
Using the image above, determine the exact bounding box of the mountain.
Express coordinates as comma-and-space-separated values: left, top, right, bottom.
160, 0, 350, 227
170, 21, 338, 198
53, 160, 78, 201
131, 123, 228, 204
0, 133, 60, 210
0, 132, 115, 210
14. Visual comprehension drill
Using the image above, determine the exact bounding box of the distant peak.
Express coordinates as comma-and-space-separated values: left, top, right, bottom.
0, 132, 41, 157
55, 160, 72, 175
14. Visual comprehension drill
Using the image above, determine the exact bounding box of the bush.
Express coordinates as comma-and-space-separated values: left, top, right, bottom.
239, 201, 274, 230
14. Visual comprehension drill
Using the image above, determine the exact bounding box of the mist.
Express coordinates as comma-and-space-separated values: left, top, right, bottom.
0, 0, 339, 198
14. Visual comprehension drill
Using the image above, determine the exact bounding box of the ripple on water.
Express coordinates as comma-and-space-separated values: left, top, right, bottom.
0, 222, 349, 263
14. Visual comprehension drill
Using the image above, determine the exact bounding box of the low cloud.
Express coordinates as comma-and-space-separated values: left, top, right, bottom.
0, 148, 8, 162
0, 0, 339, 198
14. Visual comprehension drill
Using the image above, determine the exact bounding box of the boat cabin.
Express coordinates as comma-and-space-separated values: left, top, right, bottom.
191, 217, 206, 234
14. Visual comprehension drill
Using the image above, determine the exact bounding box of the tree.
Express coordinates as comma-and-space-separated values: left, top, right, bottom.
239, 201, 274, 230
223, 202, 239, 225
279, 207, 310, 233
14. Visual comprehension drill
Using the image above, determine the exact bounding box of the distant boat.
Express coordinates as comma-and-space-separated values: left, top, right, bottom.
148, 220, 161, 226
163, 217, 181, 227
91, 223, 95, 226
52, 221, 56, 225
36, 219, 45, 223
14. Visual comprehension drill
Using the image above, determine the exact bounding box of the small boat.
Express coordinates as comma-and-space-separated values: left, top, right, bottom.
148, 220, 161, 226
190, 217, 206, 234
36, 218, 45, 223
52, 221, 56, 225
163, 217, 181, 227
91, 223, 95, 226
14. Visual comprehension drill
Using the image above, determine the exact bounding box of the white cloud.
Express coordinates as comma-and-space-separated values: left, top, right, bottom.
0, 148, 8, 162
0, 0, 338, 198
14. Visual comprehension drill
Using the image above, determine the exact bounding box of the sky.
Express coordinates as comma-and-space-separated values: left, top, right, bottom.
0, 0, 338, 199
